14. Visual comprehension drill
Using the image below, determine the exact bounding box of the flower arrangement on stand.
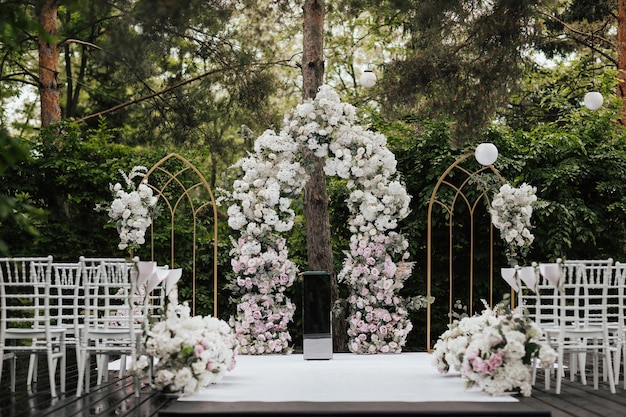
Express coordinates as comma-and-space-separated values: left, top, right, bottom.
339, 233, 424, 353
227, 235, 297, 354
224, 155, 302, 354
132, 300, 238, 397
432, 298, 556, 397
95, 165, 159, 252
490, 183, 537, 266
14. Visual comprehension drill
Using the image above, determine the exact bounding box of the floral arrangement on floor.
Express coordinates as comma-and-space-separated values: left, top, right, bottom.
221, 85, 422, 355
432, 298, 556, 397
132, 301, 238, 396
95, 165, 159, 251
432, 303, 500, 374
490, 182, 537, 266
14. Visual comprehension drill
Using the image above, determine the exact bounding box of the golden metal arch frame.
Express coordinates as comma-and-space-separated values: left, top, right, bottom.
142, 153, 219, 317
426, 152, 506, 352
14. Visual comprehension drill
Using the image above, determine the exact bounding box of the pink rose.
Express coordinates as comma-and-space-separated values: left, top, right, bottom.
194, 344, 204, 357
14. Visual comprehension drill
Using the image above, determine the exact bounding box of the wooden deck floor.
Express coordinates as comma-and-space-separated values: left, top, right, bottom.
0, 351, 172, 417
1, 352, 625, 417
518, 369, 626, 417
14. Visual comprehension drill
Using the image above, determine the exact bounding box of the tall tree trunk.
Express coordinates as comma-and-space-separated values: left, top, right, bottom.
618, 0, 626, 125
37, 0, 61, 128
301, 0, 347, 352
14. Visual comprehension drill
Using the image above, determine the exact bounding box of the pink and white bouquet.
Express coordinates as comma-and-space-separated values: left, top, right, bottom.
433, 300, 556, 397
133, 301, 238, 396
339, 232, 418, 354
227, 236, 296, 354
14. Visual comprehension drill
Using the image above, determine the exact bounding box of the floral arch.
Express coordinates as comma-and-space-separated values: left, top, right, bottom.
225, 85, 416, 354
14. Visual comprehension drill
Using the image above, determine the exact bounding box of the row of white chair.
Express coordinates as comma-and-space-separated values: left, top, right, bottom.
0, 256, 178, 398
0, 256, 65, 398
77, 258, 179, 397
516, 258, 624, 394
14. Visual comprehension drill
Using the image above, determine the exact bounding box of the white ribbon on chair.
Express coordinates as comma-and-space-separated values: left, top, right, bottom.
165, 268, 182, 296
146, 267, 169, 294
136, 261, 157, 288
539, 262, 562, 289
518, 265, 538, 293
500, 267, 520, 292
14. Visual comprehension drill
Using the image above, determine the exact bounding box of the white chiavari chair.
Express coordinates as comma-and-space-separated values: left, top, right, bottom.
560, 259, 614, 382
607, 262, 626, 389
27, 261, 84, 387
80, 256, 136, 383
0, 256, 67, 398
76, 257, 141, 397
552, 261, 615, 394
518, 261, 561, 389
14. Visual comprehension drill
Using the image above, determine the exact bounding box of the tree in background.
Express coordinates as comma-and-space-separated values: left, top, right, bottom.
535, 0, 626, 120
329, 0, 549, 146
6, 1, 625, 148
1, 0, 291, 248
36, 0, 61, 127
300, 0, 350, 351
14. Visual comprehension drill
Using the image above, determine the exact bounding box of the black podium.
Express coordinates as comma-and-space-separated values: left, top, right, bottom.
301, 271, 333, 360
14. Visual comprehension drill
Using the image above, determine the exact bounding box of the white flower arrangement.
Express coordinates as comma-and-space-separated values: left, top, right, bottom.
490, 183, 537, 266
432, 306, 500, 374
133, 301, 238, 396
96, 165, 159, 251
221, 85, 420, 354
432, 299, 557, 397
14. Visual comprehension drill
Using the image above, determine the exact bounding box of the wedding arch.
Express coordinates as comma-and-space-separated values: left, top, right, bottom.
142, 153, 219, 316
225, 85, 417, 354
426, 152, 505, 351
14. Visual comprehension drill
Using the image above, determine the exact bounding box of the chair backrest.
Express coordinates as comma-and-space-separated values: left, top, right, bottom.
566, 261, 612, 327
0, 256, 54, 338
80, 257, 135, 316
49, 262, 83, 338
606, 262, 626, 335
79, 257, 101, 287
562, 258, 613, 289
518, 263, 560, 330
80, 257, 131, 282
559, 261, 611, 329
82, 258, 137, 332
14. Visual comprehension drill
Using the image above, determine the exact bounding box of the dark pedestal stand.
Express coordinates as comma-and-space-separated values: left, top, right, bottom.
302, 271, 333, 360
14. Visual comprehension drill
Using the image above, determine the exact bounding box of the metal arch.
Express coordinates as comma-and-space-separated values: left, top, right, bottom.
141, 153, 219, 317
426, 152, 506, 352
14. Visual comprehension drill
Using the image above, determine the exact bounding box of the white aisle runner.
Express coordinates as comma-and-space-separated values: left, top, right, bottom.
179, 352, 518, 403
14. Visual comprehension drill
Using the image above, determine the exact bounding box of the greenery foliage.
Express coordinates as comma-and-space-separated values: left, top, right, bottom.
0, 119, 233, 321
0, 127, 33, 254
